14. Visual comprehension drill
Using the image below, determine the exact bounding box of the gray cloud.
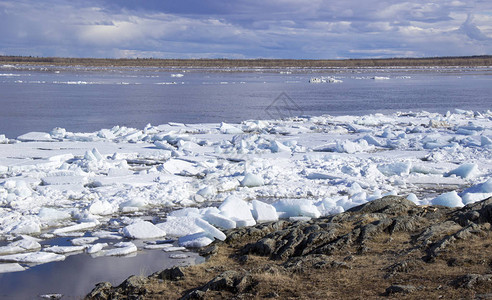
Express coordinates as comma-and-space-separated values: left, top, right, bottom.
459, 14, 490, 41
0, 0, 491, 58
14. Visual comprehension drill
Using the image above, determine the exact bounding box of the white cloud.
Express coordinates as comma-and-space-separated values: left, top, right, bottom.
0, 0, 491, 58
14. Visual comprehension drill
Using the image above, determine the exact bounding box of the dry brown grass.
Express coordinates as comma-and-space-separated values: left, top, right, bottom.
133, 228, 491, 299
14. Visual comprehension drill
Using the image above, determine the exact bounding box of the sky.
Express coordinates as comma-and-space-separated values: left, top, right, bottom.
0, 0, 491, 59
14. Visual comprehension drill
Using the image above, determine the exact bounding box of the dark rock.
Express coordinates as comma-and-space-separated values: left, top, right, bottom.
453, 197, 492, 226
414, 221, 463, 248
180, 289, 206, 300
199, 244, 219, 258
86, 282, 113, 300
452, 274, 492, 289
283, 254, 351, 272
264, 291, 279, 298
384, 259, 423, 278
447, 257, 464, 267
357, 218, 393, 243
237, 254, 249, 264
427, 223, 488, 259
347, 196, 417, 215
201, 270, 255, 293
226, 220, 289, 243
385, 284, 416, 295
156, 266, 185, 281
242, 238, 277, 256
389, 216, 427, 233
102, 275, 149, 298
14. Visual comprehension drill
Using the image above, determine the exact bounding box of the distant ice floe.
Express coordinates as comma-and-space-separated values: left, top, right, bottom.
309, 76, 342, 83
0, 108, 491, 272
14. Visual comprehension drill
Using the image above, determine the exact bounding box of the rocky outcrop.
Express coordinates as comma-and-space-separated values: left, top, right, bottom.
86, 195, 492, 299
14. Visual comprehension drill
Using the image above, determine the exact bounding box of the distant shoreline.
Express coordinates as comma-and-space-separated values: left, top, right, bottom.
1, 55, 492, 68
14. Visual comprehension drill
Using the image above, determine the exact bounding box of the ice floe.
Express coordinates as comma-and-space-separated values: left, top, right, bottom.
0, 109, 491, 273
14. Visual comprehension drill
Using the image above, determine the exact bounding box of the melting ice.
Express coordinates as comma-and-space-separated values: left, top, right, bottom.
0, 109, 491, 273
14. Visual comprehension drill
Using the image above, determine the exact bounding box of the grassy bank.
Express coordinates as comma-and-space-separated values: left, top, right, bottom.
1, 55, 492, 68
86, 196, 492, 299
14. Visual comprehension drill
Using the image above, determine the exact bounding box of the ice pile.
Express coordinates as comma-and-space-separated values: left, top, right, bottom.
0, 109, 491, 273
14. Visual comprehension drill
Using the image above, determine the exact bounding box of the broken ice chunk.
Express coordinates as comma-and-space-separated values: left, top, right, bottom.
0, 263, 26, 273
219, 196, 256, 227
445, 163, 479, 179
122, 221, 166, 239
431, 191, 463, 207
194, 218, 226, 241
240, 173, 264, 187
251, 200, 278, 223
178, 232, 214, 248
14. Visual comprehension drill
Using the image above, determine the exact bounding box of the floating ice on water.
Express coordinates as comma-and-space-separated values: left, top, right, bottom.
462, 192, 492, 205
1, 109, 492, 272
168, 207, 200, 218
44, 245, 87, 254
17, 132, 54, 142
7, 236, 41, 252
220, 123, 243, 134
219, 196, 256, 227
406, 193, 419, 204
89, 200, 116, 216
481, 136, 492, 147
445, 163, 479, 179
169, 254, 189, 259
104, 242, 137, 256
156, 216, 203, 237
143, 244, 173, 250
86, 243, 108, 254
122, 221, 166, 239
378, 162, 412, 176
178, 232, 214, 248
0, 263, 26, 273
10, 219, 41, 235
273, 199, 321, 218
460, 178, 492, 204
194, 218, 226, 241
162, 246, 187, 252
52, 221, 99, 235
335, 139, 373, 154
119, 198, 148, 212
0, 251, 65, 264
92, 231, 123, 240
240, 173, 264, 187
270, 140, 291, 153
251, 200, 278, 223
431, 191, 464, 207
202, 213, 236, 229
196, 186, 216, 197
462, 178, 492, 194
38, 208, 71, 221
71, 237, 99, 246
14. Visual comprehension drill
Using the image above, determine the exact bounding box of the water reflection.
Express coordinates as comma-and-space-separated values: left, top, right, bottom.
0, 249, 203, 299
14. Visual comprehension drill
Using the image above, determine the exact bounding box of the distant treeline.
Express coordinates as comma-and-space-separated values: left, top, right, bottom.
1, 55, 492, 68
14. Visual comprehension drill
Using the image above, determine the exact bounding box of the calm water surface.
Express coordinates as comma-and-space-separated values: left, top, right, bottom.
0, 236, 203, 299
1, 65, 491, 138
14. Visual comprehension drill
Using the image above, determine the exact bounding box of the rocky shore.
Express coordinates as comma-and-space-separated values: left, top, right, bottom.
86, 195, 492, 299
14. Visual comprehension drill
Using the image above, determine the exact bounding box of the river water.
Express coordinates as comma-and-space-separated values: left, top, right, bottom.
0, 64, 491, 299
1, 65, 491, 138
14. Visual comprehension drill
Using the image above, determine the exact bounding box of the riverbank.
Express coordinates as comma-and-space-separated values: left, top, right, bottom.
2, 55, 492, 68
86, 195, 492, 299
